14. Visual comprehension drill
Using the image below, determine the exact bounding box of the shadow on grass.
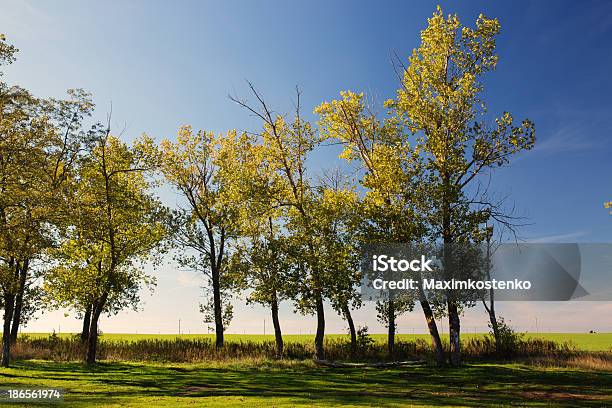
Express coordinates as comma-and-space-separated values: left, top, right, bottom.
2, 360, 611, 407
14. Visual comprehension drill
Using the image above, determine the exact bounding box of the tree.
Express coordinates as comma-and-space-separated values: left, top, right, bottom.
0, 57, 41, 367
316, 90, 445, 364
231, 84, 341, 360
314, 171, 362, 356
375, 293, 414, 358
389, 6, 535, 366
0, 35, 57, 367
0, 91, 79, 366
479, 225, 501, 351
230, 229, 291, 357
220, 132, 291, 357
45, 132, 166, 364
0, 34, 97, 366
11, 89, 97, 343
157, 127, 243, 348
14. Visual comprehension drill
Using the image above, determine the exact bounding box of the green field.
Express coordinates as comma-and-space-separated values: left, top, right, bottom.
20, 332, 612, 351
3, 333, 611, 406
1, 359, 611, 407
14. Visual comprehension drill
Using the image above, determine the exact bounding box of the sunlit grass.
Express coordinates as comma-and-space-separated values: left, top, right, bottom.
1, 359, 611, 407
19, 332, 612, 351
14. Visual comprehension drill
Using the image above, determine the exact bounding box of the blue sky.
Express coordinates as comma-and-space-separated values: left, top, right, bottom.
3, 0, 612, 334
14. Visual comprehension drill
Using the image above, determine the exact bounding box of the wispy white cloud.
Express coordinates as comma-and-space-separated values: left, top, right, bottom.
526, 230, 590, 243
534, 126, 602, 155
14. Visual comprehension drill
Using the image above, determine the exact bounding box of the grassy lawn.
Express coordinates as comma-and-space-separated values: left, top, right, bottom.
20, 332, 612, 351
0, 359, 611, 407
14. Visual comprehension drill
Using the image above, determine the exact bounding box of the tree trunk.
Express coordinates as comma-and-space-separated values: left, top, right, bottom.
441, 173, 462, 366
488, 307, 500, 352
81, 304, 92, 343
86, 296, 106, 365
483, 270, 500, 353
448, 300, 461, 367
212, 268, 224, 349
483, 234, 500, 352
271, 296, 283, 357
1, 292, 15, 368
10, 258, 28, 343
314, 291, 325, 360
86, 311, 99, 365
388, 299, 395, 358
418, 287, 445, 365
342, 304, 356, 356
2, 258, 17, 367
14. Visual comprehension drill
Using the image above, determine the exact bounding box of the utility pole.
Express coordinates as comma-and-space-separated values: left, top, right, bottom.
263, 319, 266, 336
178, 318, 181, 335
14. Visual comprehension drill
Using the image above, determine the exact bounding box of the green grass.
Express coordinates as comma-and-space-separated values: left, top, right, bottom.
4, 334, 611, 406
20, 332, 612, 351
520, 333, 612, 352
0, 359, 610, 407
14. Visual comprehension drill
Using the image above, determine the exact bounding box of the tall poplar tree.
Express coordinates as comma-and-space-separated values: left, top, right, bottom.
390, 7, 535, 366
157, 127, 243, 348
316, 90, 445, 364
232, 85, 349, 359
219, 132, 291, 357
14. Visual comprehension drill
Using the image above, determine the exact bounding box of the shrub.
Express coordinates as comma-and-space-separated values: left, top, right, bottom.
356, 326, 374, 353
494, 317, 523, 356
